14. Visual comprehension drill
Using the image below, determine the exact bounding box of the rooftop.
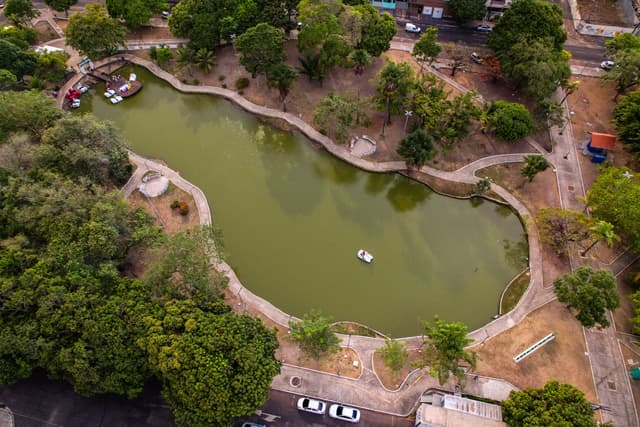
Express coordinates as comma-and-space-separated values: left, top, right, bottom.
590, 132, 616, 150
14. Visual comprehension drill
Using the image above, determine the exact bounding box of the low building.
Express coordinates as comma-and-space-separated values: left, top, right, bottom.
585, 132, 616, 164
372, 0, 450, 19
485, 0, 512, 20
415, 394, 507, 427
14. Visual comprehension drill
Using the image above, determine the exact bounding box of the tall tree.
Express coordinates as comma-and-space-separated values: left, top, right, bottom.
418, 318, 476, 387
194, 48, 215, 74
375, 61, 414, 132
536, 207, 591, 255
65, 4, 126, 59
487, 0, 566, 54
605, 33, 640, 58
397, 129, 437, 167
267, 63, 297, 111
0, 39, 37, 80
45, 0, 78, 17
412, 28, 441, 74
106, 0, 167, 29
296, 0, 342, 53
612, 90, 640, 153
503, 381, 603, 427
554, 267, 620, 328
449, 0, 486, 23
288, 309, 341, 359
0, 90, 61, 141
235, 23, 286, 78
348, 49, 371, 76
520, 155, 550, 182
587, 166, 640, 250
580, 220, 620, 256
313, 92, 369, 143
4, 0, 40, 26
356, 5, 395, 57
484, 101, 533, 141
381, 339, 407, 376
440, 91, 481, 145
602, 48, 640, 97
443, 42, 466, 77
140, 300, 281, 427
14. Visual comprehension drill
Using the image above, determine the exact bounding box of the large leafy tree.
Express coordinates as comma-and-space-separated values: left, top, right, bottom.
356, 4, 395, 57
235, 23, 286, 78
106, 0, 167, 29
484, 101, 533, 141
520, 155, 550, 182
140, 300, 281, 427
412, 28, 441, 74
500, 39, 571, 101
603, 48, 640, 97
0, 39, 37, 80
418, 318, 476, 386
554, 267, 620, 328
605, 33, 640, 57
381, 340, 407, 376
449, 0, 486, 23
4, 0, 39, 26
312, 92, 369, 143
296, 0, 343, 53
0, 90, 61, 140
288, 309, 341, 359
397, 129, 436, 167
375, 61, 414, 131
536, 207, 591, 255
65, 4, 126, 58
503, 381, 602, 427
612, 90, 640, 153
45, 0, 78, 16
267, 63, 297, 111
487, 0, 566, 54
587, 166, 640, 250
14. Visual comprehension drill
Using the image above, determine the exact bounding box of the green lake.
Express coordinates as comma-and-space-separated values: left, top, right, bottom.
79, 66, 528, 337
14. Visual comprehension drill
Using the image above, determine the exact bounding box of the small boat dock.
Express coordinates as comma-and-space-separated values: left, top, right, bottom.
90, 71, 143, 98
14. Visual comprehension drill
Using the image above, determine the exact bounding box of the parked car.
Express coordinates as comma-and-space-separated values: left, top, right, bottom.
297, 397, 326, 415
405, 23, 421, 33
329, 404, 360, 423
470, 52, 483, 64
161, 11, 171, 19
241, 423, 266, 427
600, 60, 615, 70
475, 24, 493, 32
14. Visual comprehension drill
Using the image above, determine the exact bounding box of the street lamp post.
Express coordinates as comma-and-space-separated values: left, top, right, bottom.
404, 110, 413, 132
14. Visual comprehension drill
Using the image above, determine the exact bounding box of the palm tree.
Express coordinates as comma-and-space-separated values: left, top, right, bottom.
176, 47, 195, 77
581, 220, 620, 256
349, 49, 371, 76
194, 48, 215, 75
267, 63, 297, 111
298, 53, 324, 84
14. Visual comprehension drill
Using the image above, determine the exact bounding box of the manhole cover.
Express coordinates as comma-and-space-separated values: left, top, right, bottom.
290, 376, 301, 388
607, 381, 616, 391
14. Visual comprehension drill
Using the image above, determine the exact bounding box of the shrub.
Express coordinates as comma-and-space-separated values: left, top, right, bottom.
218, 75, 226, 81
235, 77, 249, 90
170, 200, 180, 209
221, 83, 227, 89
149, 46, 158, 60
178, 202, 189, 215
192, 78, 200, 85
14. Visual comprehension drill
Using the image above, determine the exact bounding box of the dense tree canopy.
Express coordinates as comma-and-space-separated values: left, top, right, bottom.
503, 381, 602, 427
536, 207, 591, 255
0, 91, 281, 426
65, 4, 126, 58
312, 92, 369, 143
449, 0, 486, 23
0, 39, 37, 80
484, 101, 533, 141
587, 166, 640, 251
106, 0, 167, 29
289, 309, 341, 359
488, 0, 566, 54
520, 155, 549, 182
418, 318, 476, 386
554, 267, 619, 328
612, 90, 640, 153
235, 23, 286, 78
397, 129, 437, 167
4, 0, 39, 26
44, 0, 78, 15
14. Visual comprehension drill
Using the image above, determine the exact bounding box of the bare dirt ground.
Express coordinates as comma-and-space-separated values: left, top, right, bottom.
127, 183, 200, 234
576, 0, 632, 26
34, 21, 58, 43
567, 77, 637, 189
372, 349, 423, 391
472, 299, 597, 401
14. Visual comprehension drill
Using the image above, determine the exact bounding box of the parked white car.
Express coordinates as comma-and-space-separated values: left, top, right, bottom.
329, 404, 360, 423
297, 397, 326, 415
600, 60, 615, 70
405, 23, 421, 33
475, 24, 493, 32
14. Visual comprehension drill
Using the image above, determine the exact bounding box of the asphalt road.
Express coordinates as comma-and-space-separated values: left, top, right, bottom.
395, 18, 607, 63
0, 377, 414, 427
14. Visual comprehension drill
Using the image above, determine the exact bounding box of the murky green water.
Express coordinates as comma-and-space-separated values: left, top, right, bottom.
79, 66, 527, 337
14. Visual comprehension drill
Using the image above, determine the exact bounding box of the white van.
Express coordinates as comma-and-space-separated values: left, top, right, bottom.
405, 23, 421, 33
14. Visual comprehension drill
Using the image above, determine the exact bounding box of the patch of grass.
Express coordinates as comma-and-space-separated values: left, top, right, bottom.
500, 269, 530, 314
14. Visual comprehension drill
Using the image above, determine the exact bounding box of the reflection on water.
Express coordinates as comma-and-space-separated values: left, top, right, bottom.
80, 66, 528, 337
